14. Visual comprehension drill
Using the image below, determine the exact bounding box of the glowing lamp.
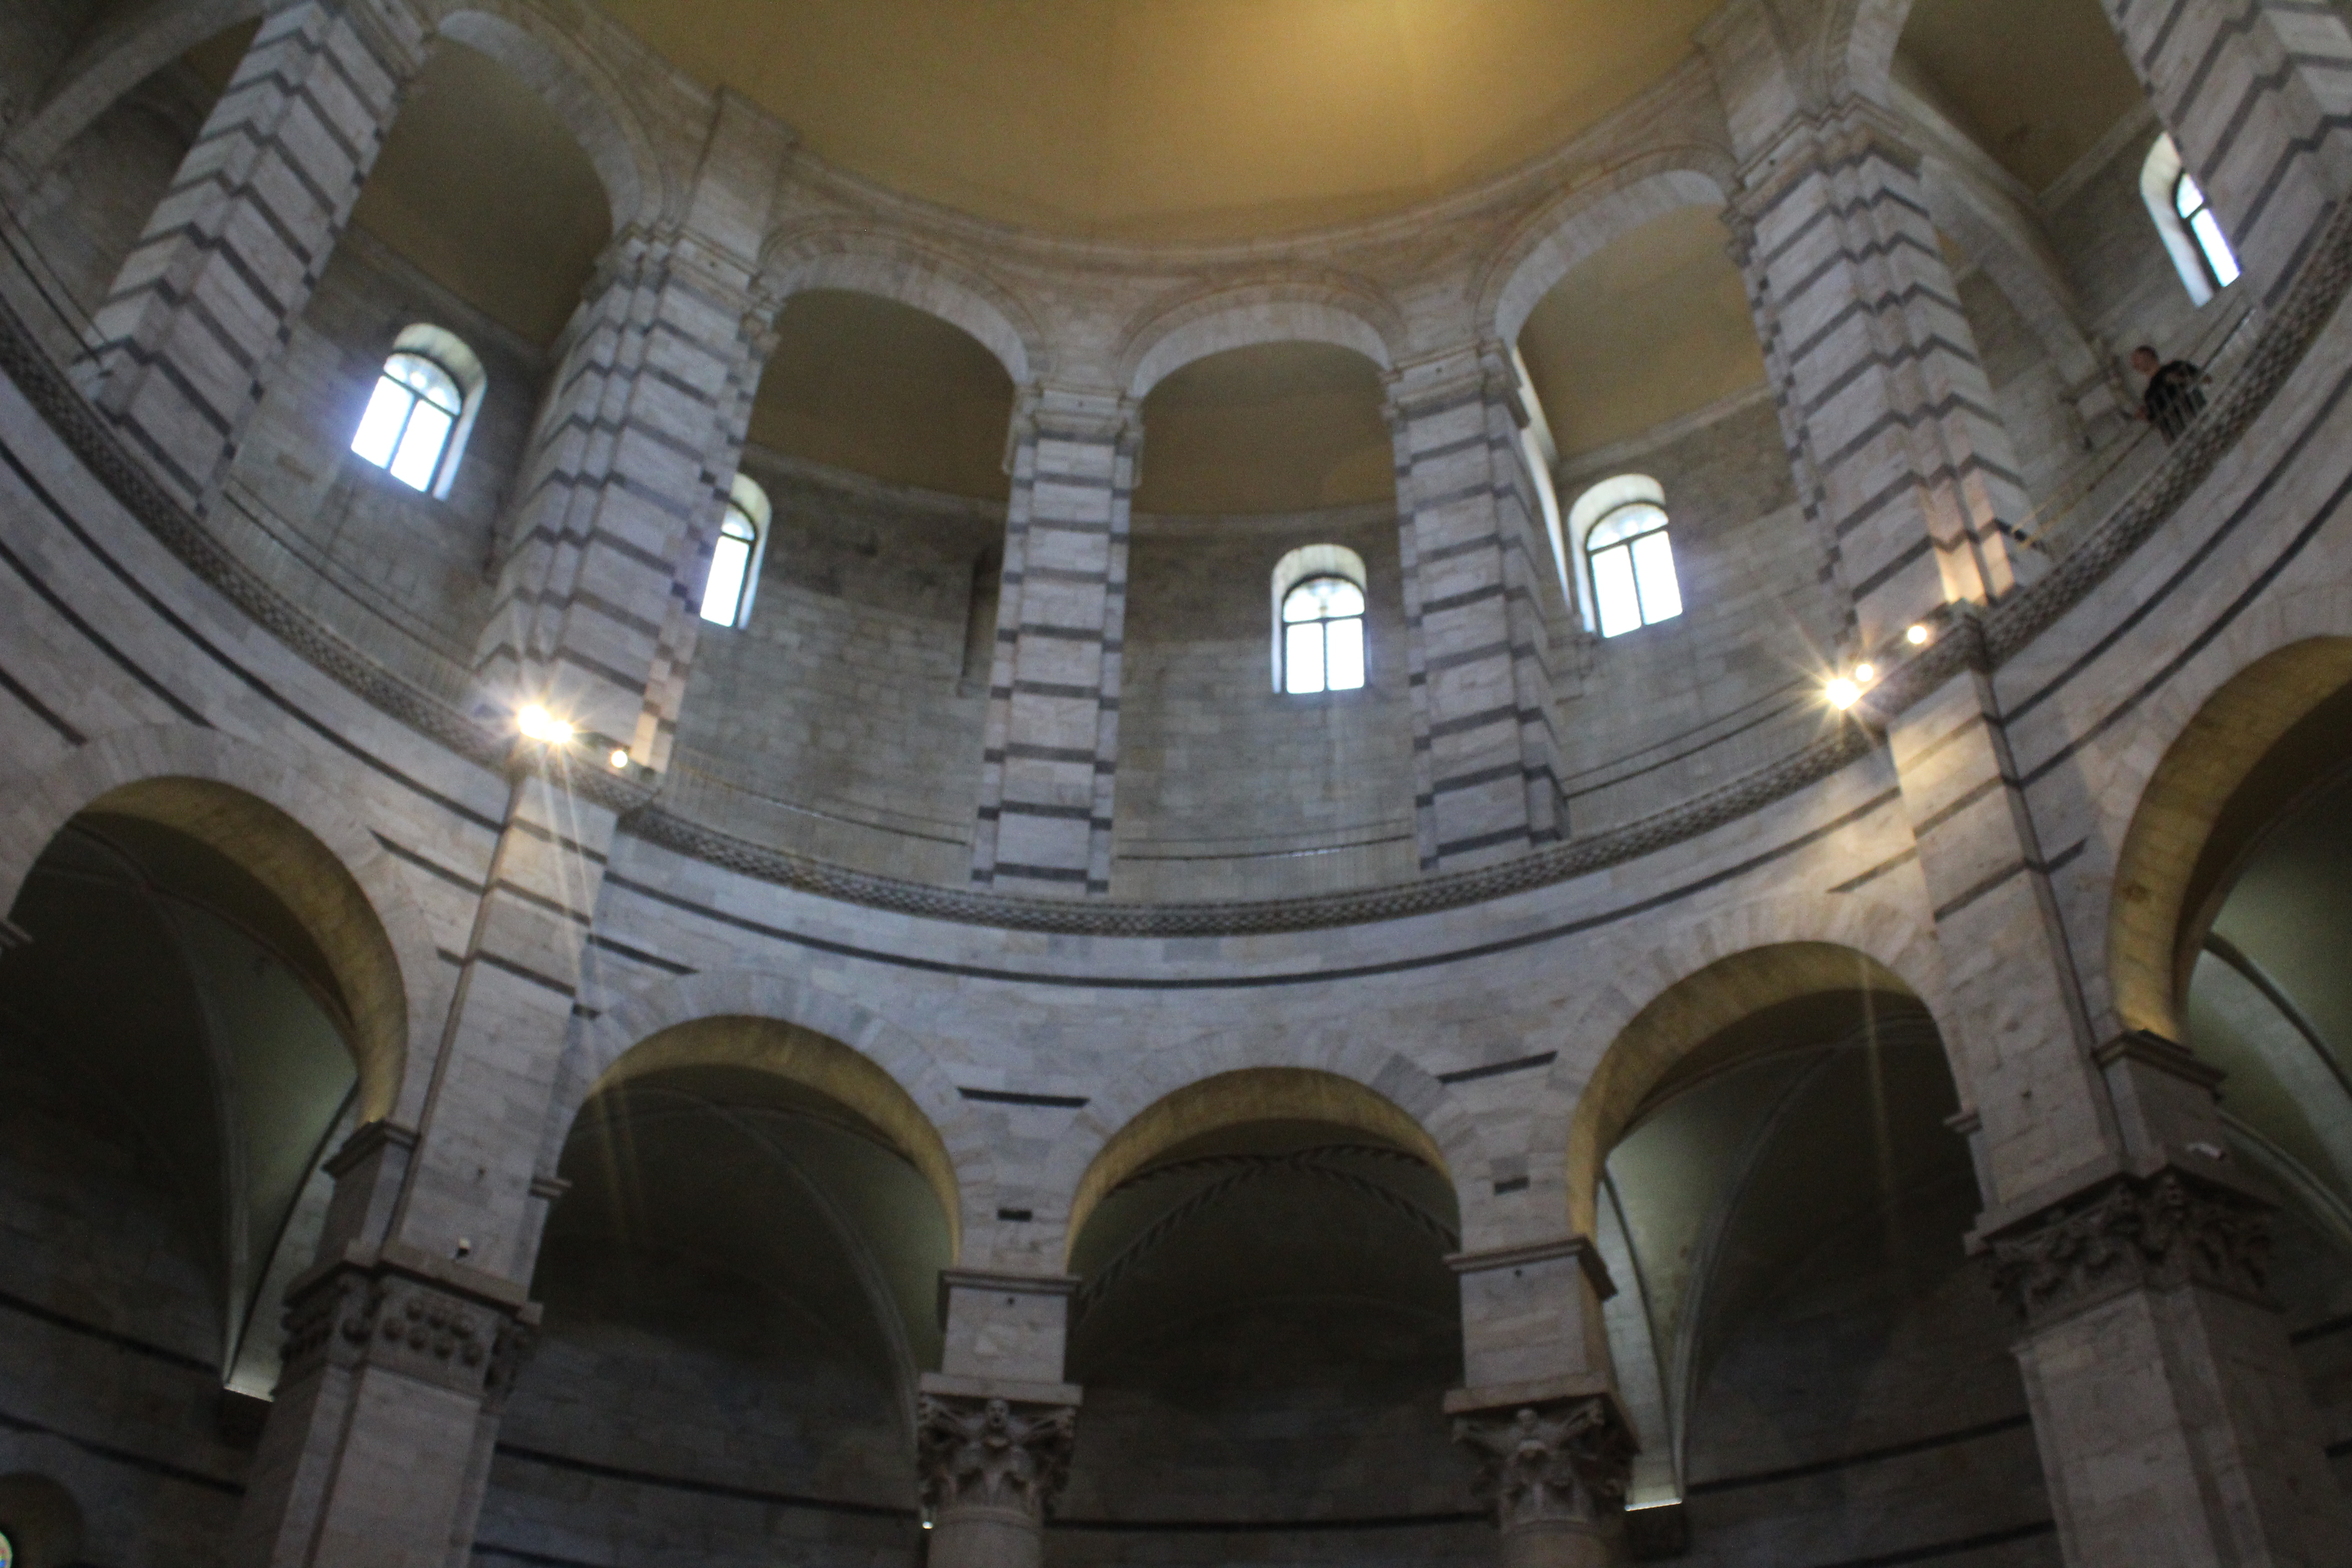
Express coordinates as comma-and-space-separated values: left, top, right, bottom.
1852, 663, 1876, 685
1826, 677, 1862, 711
1906, 623, 1932, 647
517, 704, 574, 744
610, 748, 631, 770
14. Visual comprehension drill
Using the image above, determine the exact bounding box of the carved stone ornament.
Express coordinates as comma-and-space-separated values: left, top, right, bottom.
279, 1260, 535, 1400
1988, 1169, 2273, 1330
1452, 1396, 1637, 1528
916, 1394, 1078, 1521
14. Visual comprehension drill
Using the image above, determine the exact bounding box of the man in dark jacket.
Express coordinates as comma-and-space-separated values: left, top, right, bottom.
2132, 345, 2207, 441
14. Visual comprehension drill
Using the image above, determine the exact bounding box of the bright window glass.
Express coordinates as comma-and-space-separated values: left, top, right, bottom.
1282, 576, 1366, 695
700, 506, 759, 627
2175, 174, 2241, 290
1588, 502, 1680, 637
351, 351, 463, 492
1, 1527, 12, 1568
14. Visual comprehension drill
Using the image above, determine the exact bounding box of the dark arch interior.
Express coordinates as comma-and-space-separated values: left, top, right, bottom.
1133, 340, 1392, 516
1060, 1117, 1467, 1533
479, 1058, 952, 1556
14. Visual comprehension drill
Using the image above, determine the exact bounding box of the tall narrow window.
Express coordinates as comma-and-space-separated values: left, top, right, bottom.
1587, 498, 1681, 638
349, 324, 485, 498
700, 473, 770, 628
2142, 137, 2239, 306
2175, 173, 2241, 293
352, 352, 462, 491
1283, 576, 1367, 695
1271, 544, 1371, 696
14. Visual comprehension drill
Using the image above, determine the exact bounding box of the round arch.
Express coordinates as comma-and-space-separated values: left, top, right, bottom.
562, 968, 991, 1261
433, 3, 667, 232
757, 228, 1046, 387
1117, 280, 1404, 402
2108, 637, 2352, 1044
0, 725, 442, 1126
1481, 163, 1732, 350
1524, 895, 1945, 1236
1064, 1066, 1452, 1266
1046, 1032, 1490, 1259
2, 0, 265, 176
1828, 0, 1915, 110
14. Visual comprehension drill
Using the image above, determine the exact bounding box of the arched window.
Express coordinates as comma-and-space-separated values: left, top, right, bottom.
699, 473, 771, 628
1571, 475, 1681, 638
349, 324, 485, 497
2175, 172, 2240, 294
1, 1525, 13, 1568
2141, 136, 2239, 304
1271, 544, 1369, 695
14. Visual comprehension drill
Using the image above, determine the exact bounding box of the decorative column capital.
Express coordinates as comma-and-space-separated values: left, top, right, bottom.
916, 1390, 1079, 1523
1984, 1166, 2274, 1331
1450, 1391, 1637, 1529
278, 1245, 539, 1403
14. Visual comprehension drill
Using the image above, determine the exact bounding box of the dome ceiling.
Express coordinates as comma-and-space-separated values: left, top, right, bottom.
593, 0, 1721, 241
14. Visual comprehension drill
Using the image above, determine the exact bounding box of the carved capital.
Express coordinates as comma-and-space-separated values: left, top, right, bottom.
279, 1256, 539, 1402
1452, 1395, 1637, 1529
1986, 1167, 2273, 1330
916, 1393, 1078, 1522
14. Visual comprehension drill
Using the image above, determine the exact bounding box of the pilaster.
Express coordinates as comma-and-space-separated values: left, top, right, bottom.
473, 226, 775, 771
2097, 0, 2352, 306
970, 385, 1137, 898
1387, 342, 1563, 872
78, 0, 428, 513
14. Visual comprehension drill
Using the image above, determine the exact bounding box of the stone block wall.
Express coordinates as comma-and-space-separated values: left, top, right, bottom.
0, 1048, 249, 1568
669, 447, 1000, 881
1112, 502, 1416, 900
1553, 397, 1827, 835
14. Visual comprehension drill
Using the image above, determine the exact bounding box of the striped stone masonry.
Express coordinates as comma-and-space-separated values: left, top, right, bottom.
78, 0, 426, 512
475, 229, 772, 773
2100, 0, 2352, 306
1387, 345, 1562, 873
1731, 106, 2034, 659
970, 385, 1137, 899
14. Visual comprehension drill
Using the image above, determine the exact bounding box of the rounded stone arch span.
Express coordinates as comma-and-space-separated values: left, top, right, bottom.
1116, 279, 1405, 402
1523, 895, 1946, 1237
561, 968, 992, 1259
0, 725, 443, 1127
757, 228, 1046, 387
432, 2, 667, 232
1830, 0, 1916, 109
1481, 162, 1733, 350
1049, 1039, 1492, 1264
2107, 630, 2352, 1047
2, 0, 266, 176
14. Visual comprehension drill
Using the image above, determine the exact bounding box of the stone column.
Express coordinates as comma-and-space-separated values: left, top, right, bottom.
2096, 0, 2352, 306
918, 1270, 1084, 1568
79, 0, 428, 512
970, 386, 1137, 898
473, 225, 774, 771
228, 1124, 541, 1568
1866, 643, 2352, 1565
1448, 1238, 1637, 1568
1387, 343, 1563, 872
1722, 107, 2035, 660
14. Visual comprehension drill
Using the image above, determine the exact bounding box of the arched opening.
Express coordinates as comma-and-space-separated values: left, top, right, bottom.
216, 36, 615, 699
478, 1016, 956, 1563
665, 287, 1017, 882
1512, 203, 1820, 833
1115, 339, 1412, 898
3, 16, 258, 360
2110, 643, 2352, 1458
1582, 950, 2049, 1560
1059, 1069, 1472, 1553
0, 788, 394, 1558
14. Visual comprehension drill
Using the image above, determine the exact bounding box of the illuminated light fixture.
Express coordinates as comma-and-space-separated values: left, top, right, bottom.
921, 1520, 936, 1532
517, 704, 574, 744
1906, 623, 1932, 647
1852, 662, 1876, 685
609, 748, 631, 770
1826, 676, 1862, 711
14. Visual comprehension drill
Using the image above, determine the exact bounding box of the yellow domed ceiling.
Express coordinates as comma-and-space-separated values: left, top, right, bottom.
593, 0, 1721, 241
